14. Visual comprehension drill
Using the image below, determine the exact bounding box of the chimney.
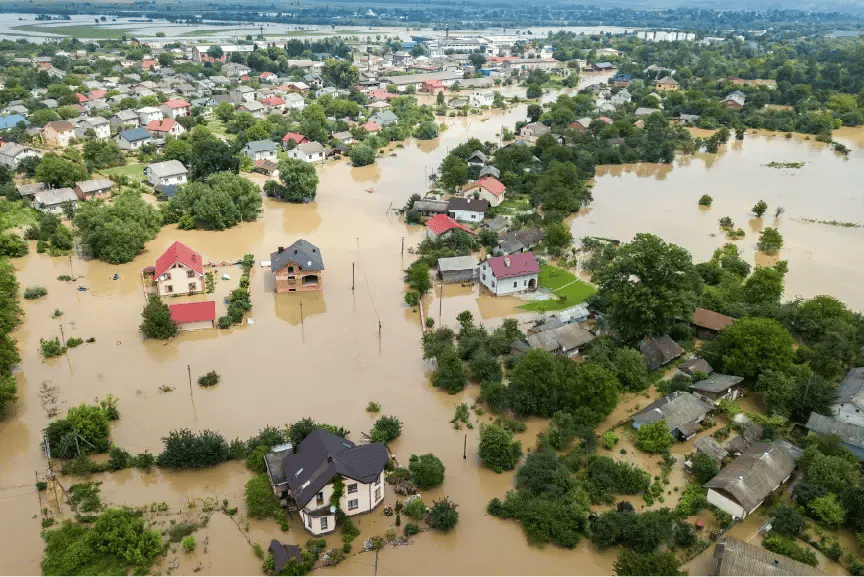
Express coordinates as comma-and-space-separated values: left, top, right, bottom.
294, 249, 298, 254
504, 257, 510, 268
278, 246, 284, 253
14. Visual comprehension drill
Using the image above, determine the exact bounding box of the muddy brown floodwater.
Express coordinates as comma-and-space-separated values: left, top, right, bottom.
2, 75, 863, 576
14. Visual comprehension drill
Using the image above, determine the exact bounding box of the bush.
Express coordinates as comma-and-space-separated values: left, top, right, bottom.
635, 420, 674, 454
371, 415, 402, 443
23, 286, 48, 299
404, 523, 420, 536
403, 498, 427, 519
426, 498, 459, 532
66, 337, 84, 348
40, 337, 67, 358
182, 535, 196, 552
108, 446, 132, 471
757, 227, 784, 255
139, 294, 178, 339
366, 401, 381, 412
245, 473, 279, 519
602, 430, 619, 450
156, 429, 229, 468
217, 316, 231, 329
132, 451, 156, 471
690, 452, 720, 484
67, 403, 111, 452
408, 454, 445, 489
479, 424, 522, 473
404, 291, 420, 307
479, 380, 507, 413
762, 535, 818, 566
698, 195, 713, 207
198, 371, 220, 387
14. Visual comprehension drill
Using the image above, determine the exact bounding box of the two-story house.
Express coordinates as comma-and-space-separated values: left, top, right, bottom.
146, 118, 185, 138
270, 429, 388, 535
160, 99, 191, 118
462, 176, 506, 207
136, 106, 164, 126
230, 86, 257, 105
115, 127, 153, 150
154, 241, 204, 296
270, 239, 324, 293
0, 142, 42, 169
479, 252, 540, 296
145, 160, 188, 187
42, 120, 76, 147
75, 116, 111, 139
242, 140, 279, 163
110, 109, 140, 129
469, 91, 494, 108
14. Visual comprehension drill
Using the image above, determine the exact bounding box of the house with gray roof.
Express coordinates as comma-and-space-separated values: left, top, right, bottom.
74, 178, 114, 200
691, 374, 744, 401
712, 537, 826, 576
438, 255, 478, 284
369, 110, 399, 127
145, 160, 188, 187
525, 323, 595, 357
241, 139, 278, 163
806, 412, 864, 461
678, 358, 713, 377
412, 199, 448, 217
272, 429, 388, 535
693, 436, 728, 464
705, 440, 802, 520
631, 391, 715, 440
32, 187, 78, 214
270, 239, 324, 293
833, 367, 864, 427
0, 143, 42, 169
639, 335, 684, 371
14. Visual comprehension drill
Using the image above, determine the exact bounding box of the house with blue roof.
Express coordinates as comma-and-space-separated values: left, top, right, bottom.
115, 127, 152, 150
0, 115, 27, 130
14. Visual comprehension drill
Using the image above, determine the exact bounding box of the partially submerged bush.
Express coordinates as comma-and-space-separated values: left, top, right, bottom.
23, 286, 47, 300
198, 371, 220, 387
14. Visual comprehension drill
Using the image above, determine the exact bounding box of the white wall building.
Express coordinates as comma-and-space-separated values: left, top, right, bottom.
479, 252, 540, 296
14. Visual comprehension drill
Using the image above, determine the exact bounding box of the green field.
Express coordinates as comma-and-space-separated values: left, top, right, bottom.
12, 23, 133, 39
519, 265, 596, 312
101, 163, 145, 180
0, 200, 38, 232
206, 119, 228, 137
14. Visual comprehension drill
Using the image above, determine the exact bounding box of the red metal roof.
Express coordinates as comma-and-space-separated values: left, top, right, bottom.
75, 92, 89, 103
485, 252, 540, 279
88, 89, 107, 99
464, 176, 506, 197
169, 301, 216, 324
155, 241, 203, 278
282, 132, 308, 144
361, 121, 380, 132
146, 118, 177, 132
163, 99, 190, 109
260, 96, 285, 105
366, 89, 395, 101
425, 213, 476, 237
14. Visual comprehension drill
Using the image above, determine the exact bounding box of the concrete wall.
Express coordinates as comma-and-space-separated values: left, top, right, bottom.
707, 489, 746, 520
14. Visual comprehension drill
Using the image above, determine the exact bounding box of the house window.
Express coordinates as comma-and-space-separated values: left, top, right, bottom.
307, 515, 311, 528
347, 483, 358, 494
316, 492, 324, 506
188, 283, 196, 293
165, 272, 172, 280
491, 281, 496, 287
348, 499, 359, 511
320, 517, 328, 531
374, 488, 381, 501
187, 270, 195, 278
165, 285, 173, 293
513, 282, 517, 288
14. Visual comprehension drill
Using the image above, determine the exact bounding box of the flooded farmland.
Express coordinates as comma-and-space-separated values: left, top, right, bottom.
2, 79, 864, 575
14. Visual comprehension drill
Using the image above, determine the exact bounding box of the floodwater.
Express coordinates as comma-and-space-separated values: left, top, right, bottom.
3, 72, 864, 575
575, 129, 864, 310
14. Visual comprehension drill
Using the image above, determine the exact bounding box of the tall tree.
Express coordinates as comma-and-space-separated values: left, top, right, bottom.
265, 158, 319, 202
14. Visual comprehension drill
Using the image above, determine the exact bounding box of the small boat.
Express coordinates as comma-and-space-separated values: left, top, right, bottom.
77, 286, 88, 292
111, 273, 120, 280
366, 187, 375, 194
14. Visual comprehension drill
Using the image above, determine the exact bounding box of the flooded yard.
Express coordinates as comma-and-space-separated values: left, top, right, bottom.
2, 77, 864, 575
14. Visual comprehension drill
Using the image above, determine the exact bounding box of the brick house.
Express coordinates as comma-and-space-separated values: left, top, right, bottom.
154, 241, 205, 296
270, 239, 324, 293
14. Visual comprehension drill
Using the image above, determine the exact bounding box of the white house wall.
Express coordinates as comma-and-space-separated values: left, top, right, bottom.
297, 471, 385, 535
707, 489, 746, 520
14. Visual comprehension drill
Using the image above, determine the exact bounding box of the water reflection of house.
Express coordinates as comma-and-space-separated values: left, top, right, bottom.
265, 429, 389, 536
168, 301, 215, 331
630, 390, 715, 441
705, 440, 801, 520
270, 239, 324, 293
155, 241, 205, 296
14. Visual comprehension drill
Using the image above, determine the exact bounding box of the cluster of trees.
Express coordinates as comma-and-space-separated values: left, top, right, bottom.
163, 172, 262, 230
24, 211, 74, 255
264, 158, 319, 203
45, 401, 116, 458
0, 259, 21, 418
74, 191, 162, 264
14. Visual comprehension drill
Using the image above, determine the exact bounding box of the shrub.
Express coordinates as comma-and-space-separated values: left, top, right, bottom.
245, 473, 279, 519
762, 535, 818, 566
66, 337, 84, 348
494, 416, 526, 434
635, 420, 674, 454
404, 523, 420, 536
602, 430, 619, 450
479, 380, 507, 413
371, 415, 402, 443
156, 429, 229, 468
404, 291, 420, 307
757, 227, 784, 255
132, 451, 156, 471
366, 401, 381, 412
403, 498, 426, 519
108, 446, 132, 471
426, 498, 459, 532
698, 195, 713, 207
168, 523, 198, 543
23, 286, 48, 299
40, 337, 67, 358
690, 452, 720, 484
182, 535, 196, 552
67, 403, 111, 452
198, 371, 220, 387
408, 454, 445, 489
218, 316, 231, 329
479, 424, 522, 473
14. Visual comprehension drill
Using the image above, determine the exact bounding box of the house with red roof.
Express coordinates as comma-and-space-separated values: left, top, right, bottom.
260, 96, 286, 112
160, 99, 191, 119
146, 118, 185, 137
421, 79, 444, 92
259, 71, 277, 83
425, 213, 477, 241
169, 301, 216, 331
282, 132, 309, 149
361, 121, 380, 134
139, 59, 159, 71
479, 252, 540, 296
88, 89, 107, 100
366, 89, 395, 102
462, 176, 506, 207
75, 92, 89, 104
155, 241, 205, 297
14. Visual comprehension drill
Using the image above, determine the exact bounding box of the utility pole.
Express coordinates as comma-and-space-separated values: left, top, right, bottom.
438, 283, 443, 326
299, 301, 304, 325
352, 262, 355, 291
58, 324, 65, 347
378, 320, 382, 336
374, 548, 379, 576
68, 254, 73, 279
401, 237, 404, 257
463, 433, 467, 459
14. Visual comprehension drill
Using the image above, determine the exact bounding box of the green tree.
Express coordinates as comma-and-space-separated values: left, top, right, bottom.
415, 121, 439, 140
479, 423, 522, 473
206, 45, 224, 60
266, 158, 319, 202
757, 227, 784, 255
349, 143, 376, 166
427, 498, 459, 532
370, 415, 402, 443
245, 473, 278, 519
0, 232, 28, 258
592, 234, 699, 344
702, 317, 794, 378
535, 161, 592, 213
808, 494, 846, 528
323, 59, 359, 89
74, 193, 162, 264
0, 374, 17, 418
635, 420, 674, 454
408, 453, 445, 489
468, 52, 486, 69
188, 128, 239, 179
527, 103, 543, 122
35, 154, 89, 187
544, 222, 573, 251
139, 294, 178, 339
752, 200, 768, 217
66, 403, 111, 452
469, 346, 502, 383
613, 549, 685, 576
214, 101, 235, 122
438, 154, 469, 192
611, 348, 649, 392
404, 260, 432, 295
82, 139, 125, 169
742, 266, 784, 307
690, 452, 720, 484
432, 346, 467, 394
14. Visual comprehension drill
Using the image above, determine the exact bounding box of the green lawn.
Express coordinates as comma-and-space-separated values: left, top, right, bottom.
100, 163, 145, 183
0, 200, 38, 231
206, 119, 228, 137
12, 23, 132, 39
519, 265, 596, 312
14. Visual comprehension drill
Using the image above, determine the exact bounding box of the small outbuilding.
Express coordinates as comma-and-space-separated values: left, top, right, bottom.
691, 374, 744, 401
437, 255, 478, 284
639, 335, 684, 371
168, 301, 216, 331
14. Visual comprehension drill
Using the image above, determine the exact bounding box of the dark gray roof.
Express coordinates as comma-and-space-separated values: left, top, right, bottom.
447, 197, 490, 213
17, 182, 45, 197
438, 255, 478, 273
281, 429, 389, 509
497, 235, 525, 255
631, 391, 715, 431
526, 323, 595, 353
270, 239, 324, 273
692, 374, 744, 394
713, 537, 826, 576
467, 150, 486, 163
513, 227, 544, 246
269, 541, 302, 574
694, 436, 728, 463
412, 199, 448, 213
639, 335, 685, 371
704, 440, 801, 513
478, 165, 501, 179
806, 412, 864, 451
118, 127, 151, 142
679, 358, 713, 376
243, 139, 278, 153
837, 368, 864, 406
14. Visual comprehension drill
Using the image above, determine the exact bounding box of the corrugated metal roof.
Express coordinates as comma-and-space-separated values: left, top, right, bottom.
806, 412, 864, 451
714, 537, 825, 576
